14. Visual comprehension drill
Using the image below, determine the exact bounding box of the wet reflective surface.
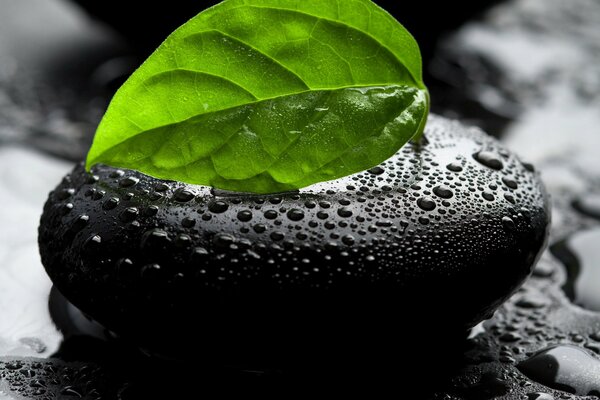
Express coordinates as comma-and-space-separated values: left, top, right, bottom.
0, 148, 67, 358
38, 116, 549, 369
518, 345, 600, 396
2, 0, 600, 398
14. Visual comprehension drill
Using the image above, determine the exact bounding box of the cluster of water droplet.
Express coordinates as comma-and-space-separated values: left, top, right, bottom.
40, 116, 547, 296
37, 115, 550, 364
0, 358, 110, 399
435, 253, 600, 399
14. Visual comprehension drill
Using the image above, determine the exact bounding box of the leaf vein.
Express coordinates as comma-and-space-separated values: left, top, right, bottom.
182, 29, 311, 90
224, 3, 419, 85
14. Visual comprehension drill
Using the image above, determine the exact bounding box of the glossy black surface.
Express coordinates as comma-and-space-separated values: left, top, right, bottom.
38, 115, 549, 366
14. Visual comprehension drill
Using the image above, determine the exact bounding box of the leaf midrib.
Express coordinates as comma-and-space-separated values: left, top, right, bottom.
96, 4, 422, 163
99, 80, 411, 164
108, 87, 423, 186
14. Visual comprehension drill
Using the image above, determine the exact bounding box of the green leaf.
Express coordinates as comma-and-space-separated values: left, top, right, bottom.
86, 0, 429, 194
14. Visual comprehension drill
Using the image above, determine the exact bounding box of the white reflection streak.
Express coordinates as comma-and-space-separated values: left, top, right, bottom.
0, 147, 71, 357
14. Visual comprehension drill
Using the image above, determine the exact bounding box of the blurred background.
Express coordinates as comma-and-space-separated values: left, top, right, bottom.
1, 0, 600, 398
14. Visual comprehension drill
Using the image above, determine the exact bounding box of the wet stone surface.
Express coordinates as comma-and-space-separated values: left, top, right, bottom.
37, 115, 549, 367
0, 358, 116, 399
1, 0, 600, 399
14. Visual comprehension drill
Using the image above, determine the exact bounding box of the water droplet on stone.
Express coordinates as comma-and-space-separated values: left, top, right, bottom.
182, 217, 196, 228
60, 203, 74, 215
149, 192, 163, 201
103, 197, 119, 210
368, 166, 384, 175
120, 207, 139, 222
19, 369, 36, 378
433, 185, 453, 199
446, 162, 463, 172
337, 207, 353, 218
85, 234, 102, 248
213, 233, 235, 248
316, 211, 329, 220
201, 214, 212, 221
155, 182, 169, 192
319, 201, 331, 209
482, 191, 495, 201
208, 200, 229, 213
270, 232, 284, 241
119, 177, 139, 188
175, 234, 192, 247
287, 209, 304, 221
71, 215, 89, 232
193, 247, 209, 258
5, 361, 22, 370
61, 386, 82, 397
29, 379, 46, 388
264, 210, 278, 220
237, 210, 253, 222
141, 205, 158, 218
499, 354, 516, 364
92, 190, 106, 201
304, 200, 316, 209
499, 332, 521, 342
337, 235, 353, 246
56, 188, 75, 200
473, 151, 504, 170
116, 258, 134, 280
141, 229, 170, 250
296, 232, 308, 240
502, 177, 518, 189
502, 216, 516, 231
417, 196, 436, 211
174, 188, 195, 202
504, 193, 515, 204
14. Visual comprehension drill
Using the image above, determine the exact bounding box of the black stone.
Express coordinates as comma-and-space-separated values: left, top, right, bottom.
38, 115, 549, 366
